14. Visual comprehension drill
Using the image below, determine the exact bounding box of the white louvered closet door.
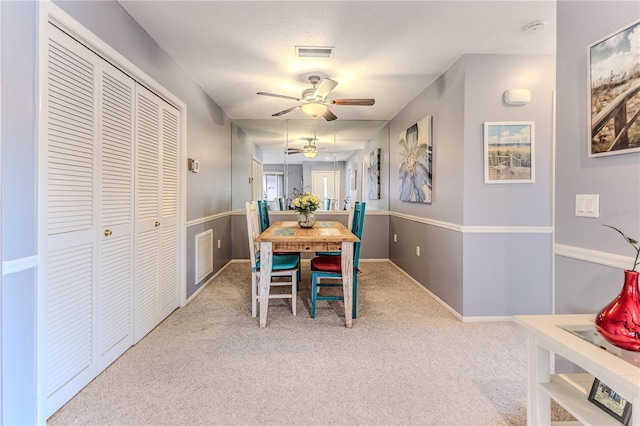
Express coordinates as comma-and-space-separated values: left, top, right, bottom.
134, 85, 179, 343
97, 61, 135, 371
159, 104, 180, 319
44, 24, 99, 415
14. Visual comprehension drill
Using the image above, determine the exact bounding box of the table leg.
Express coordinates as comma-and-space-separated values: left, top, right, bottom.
528, 334, 551, 425
341, 241, 354, 328
259, 241, 273, 328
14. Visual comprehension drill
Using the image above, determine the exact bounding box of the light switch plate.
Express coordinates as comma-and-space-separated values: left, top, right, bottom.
575, 194, 599, 218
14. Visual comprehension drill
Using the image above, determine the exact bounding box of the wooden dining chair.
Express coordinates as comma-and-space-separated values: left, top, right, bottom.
245, 201, 298, 317
257, 199, 301, 285
310, 202, 366, 319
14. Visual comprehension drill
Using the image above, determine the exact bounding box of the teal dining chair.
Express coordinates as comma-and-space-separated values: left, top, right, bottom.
316, 201, 357, 256
257, 200, 270, 232
257, 199, 301, 285
310, 202, 366, 319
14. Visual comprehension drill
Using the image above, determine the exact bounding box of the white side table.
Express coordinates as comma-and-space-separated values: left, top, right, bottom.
515, 314, 640, 426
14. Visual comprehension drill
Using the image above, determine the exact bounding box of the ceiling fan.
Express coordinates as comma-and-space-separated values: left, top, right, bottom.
257, 75, 375, 121
286, 138, 323, 158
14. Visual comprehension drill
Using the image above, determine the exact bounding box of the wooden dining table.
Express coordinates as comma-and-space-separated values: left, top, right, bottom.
255, 220, 360, 328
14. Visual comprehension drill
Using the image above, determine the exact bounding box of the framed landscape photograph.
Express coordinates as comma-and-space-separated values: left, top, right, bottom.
588, 378, 632, 425
484, 122, 535, 184
588, 19, 640, 157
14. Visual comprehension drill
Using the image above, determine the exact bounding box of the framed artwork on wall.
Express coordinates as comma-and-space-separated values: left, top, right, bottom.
399, 115, 432, 203
588, 19, 640, 157
367, 148, 380, 200
484, 121, 535, 184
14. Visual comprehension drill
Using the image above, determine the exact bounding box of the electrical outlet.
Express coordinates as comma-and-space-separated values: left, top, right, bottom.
416, 246, 420, 256
217, 239, 221, 249
393, 234, 397, 243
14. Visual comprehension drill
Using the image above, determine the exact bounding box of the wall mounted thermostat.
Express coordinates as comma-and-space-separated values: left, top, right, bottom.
188, 158, 200, 173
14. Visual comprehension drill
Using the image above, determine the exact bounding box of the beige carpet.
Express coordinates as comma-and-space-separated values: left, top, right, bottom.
47, 261, 561, 425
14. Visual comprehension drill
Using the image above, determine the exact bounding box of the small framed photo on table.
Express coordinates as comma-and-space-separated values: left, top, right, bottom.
588, 378, 632, 425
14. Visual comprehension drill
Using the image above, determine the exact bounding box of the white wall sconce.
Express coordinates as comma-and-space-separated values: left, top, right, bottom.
504, 89, 531, 105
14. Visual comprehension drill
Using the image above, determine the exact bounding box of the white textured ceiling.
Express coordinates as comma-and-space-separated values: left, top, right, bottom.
118, 0, 556, 159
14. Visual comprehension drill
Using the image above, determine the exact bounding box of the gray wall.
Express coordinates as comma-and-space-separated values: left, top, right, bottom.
1, 2, 47, 423
389, 54, 555, 317
1, 1, 233, 422
186, 217, 232, 299
231, 122, 263, 210
365, 123, 391, 210
463, 54, 555, 227
389, 58, 466, 313
390, 216, 464, 313
461, 54, 555, 316
555, 1, 640, 314
390, 59, 465, 222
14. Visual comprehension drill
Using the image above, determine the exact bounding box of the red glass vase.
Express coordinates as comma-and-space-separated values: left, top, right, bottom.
595, 270, 640, 352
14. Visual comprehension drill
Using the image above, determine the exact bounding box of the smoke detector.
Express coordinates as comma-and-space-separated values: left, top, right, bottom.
523, 20, 548, 34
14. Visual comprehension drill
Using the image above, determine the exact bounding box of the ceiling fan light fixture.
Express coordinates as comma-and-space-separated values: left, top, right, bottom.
301, 102, 328, 117
303, 144, 317, 158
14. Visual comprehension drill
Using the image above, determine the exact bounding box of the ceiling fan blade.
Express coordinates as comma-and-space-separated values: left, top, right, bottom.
272, 105, 301, 117
286, 148, 303, 154
314, 78, 338, 99
323, 108, 337, 122
257, 92, 301, 101
331, 98, 375, 106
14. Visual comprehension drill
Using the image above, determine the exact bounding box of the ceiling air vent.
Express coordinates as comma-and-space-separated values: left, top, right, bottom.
296, 46, 335, 59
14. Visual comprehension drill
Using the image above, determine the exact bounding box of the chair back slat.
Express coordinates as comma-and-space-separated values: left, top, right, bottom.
257, 200, 270, 232
346, 201, 356, 231
351, 202, 366, 268
245, 201, 261, 268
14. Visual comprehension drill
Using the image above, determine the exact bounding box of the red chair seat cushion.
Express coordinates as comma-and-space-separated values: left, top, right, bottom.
311, 255, 343, 273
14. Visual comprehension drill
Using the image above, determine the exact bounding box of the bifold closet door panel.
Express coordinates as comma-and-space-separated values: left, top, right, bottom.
44, 24, 136, 416
134, 86, 179, 343
97, 60, 135, 372
159, 105, 179, 318
44, 24, 99, 416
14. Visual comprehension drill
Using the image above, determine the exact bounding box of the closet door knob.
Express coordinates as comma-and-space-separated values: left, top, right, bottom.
104, 229, 112, 237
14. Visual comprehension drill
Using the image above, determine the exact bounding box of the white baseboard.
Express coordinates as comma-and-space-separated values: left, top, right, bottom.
387, 260, 513, 323
387, 260, 464, 322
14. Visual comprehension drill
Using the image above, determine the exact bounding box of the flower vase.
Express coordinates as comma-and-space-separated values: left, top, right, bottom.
595, 270, 640, 352
297, 211, 315, 228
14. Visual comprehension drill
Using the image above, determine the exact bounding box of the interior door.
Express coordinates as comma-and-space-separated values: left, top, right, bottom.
134, 85, 162, 342
43, 24, 99, 415
133, 84, 179, 342
97, 60, 135, 371
311, 170, 340, 210
158, 104, 179, 319
251, 158, 263, 201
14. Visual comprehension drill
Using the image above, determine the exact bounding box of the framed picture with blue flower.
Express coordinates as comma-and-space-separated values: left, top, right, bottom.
367, 149, 381, 200
399, 115, 432, 203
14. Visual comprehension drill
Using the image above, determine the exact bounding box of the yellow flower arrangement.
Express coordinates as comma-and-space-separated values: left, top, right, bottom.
292, 193, 320, 213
